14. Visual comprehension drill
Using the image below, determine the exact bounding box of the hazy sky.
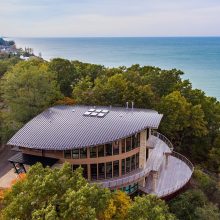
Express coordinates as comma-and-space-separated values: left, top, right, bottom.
1, 0, 220, 37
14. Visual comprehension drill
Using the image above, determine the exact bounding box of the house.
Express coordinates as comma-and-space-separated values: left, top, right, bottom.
7, 105, 193, 198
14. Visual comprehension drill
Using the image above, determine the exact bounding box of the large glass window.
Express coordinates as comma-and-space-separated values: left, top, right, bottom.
105, 143, 112, 156
137, 133, 140, 147
126, 157, 131, 173
106, 162, 112, 179
131, 155, 136, 171
122, 159, 125, 175
81, 164, 88, 179
80, 148, 87, 158
126, 137, 132, 152
136, 153, 139, 168
64, 150, 71, 159
113, 142, 119, 155
113, 160, 119, 177
91, 164, 97, 180
98, 163, 105, 180
72, 164, 79, 171
98, 145, 104, 157
90, 147, 97, 158
132, 135, 136, 149
72, 149, 79, 159
122, 139, 125, 153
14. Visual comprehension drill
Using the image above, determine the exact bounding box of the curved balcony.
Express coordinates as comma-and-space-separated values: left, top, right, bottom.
140, 132, 194, 198
155, 151, 194, 198
94, 166, 151, 189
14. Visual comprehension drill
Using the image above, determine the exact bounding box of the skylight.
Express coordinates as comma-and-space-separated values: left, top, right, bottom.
83, 109, 109, 118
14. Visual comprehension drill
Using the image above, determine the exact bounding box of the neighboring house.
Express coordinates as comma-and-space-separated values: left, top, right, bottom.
7, 105, 194, 198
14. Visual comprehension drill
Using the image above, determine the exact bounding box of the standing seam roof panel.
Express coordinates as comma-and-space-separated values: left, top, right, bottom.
7, 105, 163, 150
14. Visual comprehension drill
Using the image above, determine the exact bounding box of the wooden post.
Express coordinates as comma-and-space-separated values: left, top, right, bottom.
164, 152, 171, 169
152, 171, 158, 192
87, 147, 91, 181
139, 130, 147, 169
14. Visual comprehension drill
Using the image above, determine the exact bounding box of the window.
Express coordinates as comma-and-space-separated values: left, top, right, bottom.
113, 142, 119, 155
98, 145, 104, 157
130, 183, 138, 194
113, 160, 119, 177
137, 133, 140, 147
106, 162, 112, 179
91, 164, 97, 180
80, 148, 87, 158
132, 135, 136, 149
126, 157, 131, 173
72, 149, 79, 159
136, 153, 139, 168
105, 143, 112, 156
81, 164, 88, 179
64, 150, 71, 159
131, 155, 136, 171
98, 163, 105, 180
72, 164, 80, 171
122, 159, 125, 175
126, 137, 132, 152
90, 147, 97, 158
132, 133, 140, 149
122, 139, 125, 153
146, 148, 148, 160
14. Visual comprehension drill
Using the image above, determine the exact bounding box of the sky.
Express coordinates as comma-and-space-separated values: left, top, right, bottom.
1, 0, 220, 37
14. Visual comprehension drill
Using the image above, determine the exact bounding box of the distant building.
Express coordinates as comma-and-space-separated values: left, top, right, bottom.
7, 105, 194, 198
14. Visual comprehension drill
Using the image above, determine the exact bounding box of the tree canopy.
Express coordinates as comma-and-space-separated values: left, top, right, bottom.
1, 59, 62, 123
0, 163, 175, 220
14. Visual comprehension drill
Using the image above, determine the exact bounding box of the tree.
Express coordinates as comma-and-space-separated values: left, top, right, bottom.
93, 74, 127, 106
169, 189, 208, 220
101, 191, 131, 220
1, 163, 111, 220
127, 195, 175, 220
72, 76, 94, 105
1, 60, 62, 123
194, 204, 220, 220
49, 58, 77, 97
158, 91, 207, 146
208, 135, 220, 173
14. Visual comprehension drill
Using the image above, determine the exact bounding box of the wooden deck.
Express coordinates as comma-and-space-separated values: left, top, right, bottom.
140, 132, 194, 198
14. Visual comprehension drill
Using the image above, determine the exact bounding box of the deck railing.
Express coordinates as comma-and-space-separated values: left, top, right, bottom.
96, 166, 151, 189
155, 151, 194, 198
151, 130, 174, 151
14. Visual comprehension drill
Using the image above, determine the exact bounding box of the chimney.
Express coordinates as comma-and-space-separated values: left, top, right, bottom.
132, 101, 134, 110
126, 102, 129, 109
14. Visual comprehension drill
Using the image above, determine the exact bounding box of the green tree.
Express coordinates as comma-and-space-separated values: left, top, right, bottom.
158, 91, 207, 146
169, 189, 208, 220
1, 60, 62, 123
194, 204, 220, 220
1, 163, 111, 220
72, 76, 94, 105
127, 195, 175, 220
49, 58, 77, 97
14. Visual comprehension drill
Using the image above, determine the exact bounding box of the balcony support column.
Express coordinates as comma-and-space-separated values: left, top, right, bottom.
152, 171, 158, 193
164, 152, 171, 169
139, 130, 147, 169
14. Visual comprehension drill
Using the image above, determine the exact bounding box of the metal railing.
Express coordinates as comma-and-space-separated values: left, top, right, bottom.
95, 166, 151, 189
154, 151, 194, 198
151, 130, 174, 151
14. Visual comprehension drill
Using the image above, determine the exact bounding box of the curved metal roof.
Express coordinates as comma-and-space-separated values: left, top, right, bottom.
7, 105, 163, 150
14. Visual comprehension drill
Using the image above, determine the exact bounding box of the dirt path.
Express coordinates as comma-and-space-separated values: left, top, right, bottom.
0, 145, 16, 177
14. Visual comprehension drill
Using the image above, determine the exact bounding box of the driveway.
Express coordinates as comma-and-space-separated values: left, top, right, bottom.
0, 145, 16, 178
